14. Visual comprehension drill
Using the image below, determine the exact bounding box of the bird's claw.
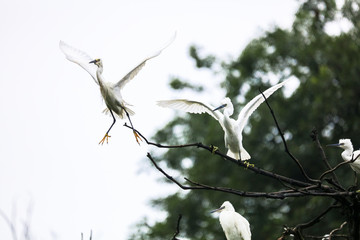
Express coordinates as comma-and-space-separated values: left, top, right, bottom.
243, 161, 254, 168
210, 145, 219, 154
99, 133, 111, 145
133, 130, 142, 145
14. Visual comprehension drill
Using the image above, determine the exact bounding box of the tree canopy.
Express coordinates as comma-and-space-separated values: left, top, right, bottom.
130, 0, 360, 239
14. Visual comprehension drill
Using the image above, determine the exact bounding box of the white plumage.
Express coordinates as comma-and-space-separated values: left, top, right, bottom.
59, 34, 175, 144
211, 201, 251, 240
157, 80, 288, 160
327, 139, 360, 173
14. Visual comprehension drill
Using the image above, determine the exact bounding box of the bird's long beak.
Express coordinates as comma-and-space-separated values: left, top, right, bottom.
89, 59, 98, 64
210, 206, 225, 213
326, 143, 342, 147
213, 104, 227, 111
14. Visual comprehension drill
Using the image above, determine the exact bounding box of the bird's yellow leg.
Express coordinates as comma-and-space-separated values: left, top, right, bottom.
133, 130, 142, 145
99, 133, 111, 145
99, 109, 116, 145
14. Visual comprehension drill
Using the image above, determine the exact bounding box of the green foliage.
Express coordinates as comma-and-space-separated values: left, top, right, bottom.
189, 45, 216, 69
130, 0, 360, 239
169, 77, 204, 91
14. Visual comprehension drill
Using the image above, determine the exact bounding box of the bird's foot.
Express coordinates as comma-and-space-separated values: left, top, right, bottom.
99, 133, 111, 145
133, 130, 142, 145
243, 161, 254, 168
210, 145, 218, 154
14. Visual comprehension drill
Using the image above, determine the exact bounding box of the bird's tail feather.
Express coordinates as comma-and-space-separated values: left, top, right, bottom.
227, 150, 240, 160
227, 148, 251, 161
103, 106, 135, 119
240, 148, 251, 161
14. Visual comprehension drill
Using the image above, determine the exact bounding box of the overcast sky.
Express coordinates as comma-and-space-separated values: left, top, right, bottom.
0, 1, 299, 239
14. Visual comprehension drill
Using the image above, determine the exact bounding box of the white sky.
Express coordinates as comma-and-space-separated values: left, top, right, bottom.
0, 0, 298, 239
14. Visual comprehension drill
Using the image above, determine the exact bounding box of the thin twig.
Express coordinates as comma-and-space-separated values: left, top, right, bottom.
280, 204, 342, 240
124, 123, 200, 149
171, 214, 182, 240
259, 89, 319, 184
319, 154, 360, 180
311, 128, 341, 186
295, 203, 341, 230
328, 221, 347, 240
0, 209, 18, 240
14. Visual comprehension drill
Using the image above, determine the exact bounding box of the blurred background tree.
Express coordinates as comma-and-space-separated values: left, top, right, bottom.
130, 0, 360, 239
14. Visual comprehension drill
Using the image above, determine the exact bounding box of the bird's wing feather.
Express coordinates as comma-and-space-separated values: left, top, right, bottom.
59, 41, 99, 85
237, 79, 288, 132
235, 213, 251, 240
157, 99, 221, 120
114, 33, 176, 90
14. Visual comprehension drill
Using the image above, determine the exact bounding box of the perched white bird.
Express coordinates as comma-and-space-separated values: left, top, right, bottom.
157, 80, 288, 160
211, 201, 251, 240
327, 139, 360, 173
59, 34, 175, 144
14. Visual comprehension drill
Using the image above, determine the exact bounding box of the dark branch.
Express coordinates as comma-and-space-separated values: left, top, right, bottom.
127, 122, 356, 198
311, 128, 341, 186
0, 209, 18, 240
147, 153, 355, 199
295, 203, 341, 230
319, 154, 360, 180
171, 214, 182, 240
259, 88, 319, 184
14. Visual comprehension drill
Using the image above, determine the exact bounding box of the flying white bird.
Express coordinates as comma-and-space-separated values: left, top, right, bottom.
59, 34, 175, 144
327, 139, 360, 173
157, 80, 288, 160
211, 201, 251, 240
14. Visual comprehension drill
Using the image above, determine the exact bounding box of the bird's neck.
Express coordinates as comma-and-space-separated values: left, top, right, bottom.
222, 114, 236, 133
96, 67, 105, 86
341, 148, 354, 162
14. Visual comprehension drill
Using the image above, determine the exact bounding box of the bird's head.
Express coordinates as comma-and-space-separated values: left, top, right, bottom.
327, 139, 353, 150
89, 58, 102, 67
210, 201, 235, 213
213, 98, 234, 116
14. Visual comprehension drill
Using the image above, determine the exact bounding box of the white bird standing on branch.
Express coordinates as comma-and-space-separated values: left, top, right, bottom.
157, 80, 288, 160
59, 34, 175, 144
211, 201, 251, 240
327, 139, 360, 174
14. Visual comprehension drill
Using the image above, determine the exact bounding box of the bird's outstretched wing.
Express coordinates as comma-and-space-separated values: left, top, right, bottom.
114, 33, 176, 90
59, 41, 99, 85
157, 99, 221, 120
237, 79, 288, 132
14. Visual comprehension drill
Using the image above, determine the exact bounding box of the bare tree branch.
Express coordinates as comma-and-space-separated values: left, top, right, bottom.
328, 222, 347, 240
147, 153, 355, 199
0, 209, 18, 240
259, 89, 319, 184
319, 154, 360, 180
311, 128, 341, 186
171, 214, 182, 240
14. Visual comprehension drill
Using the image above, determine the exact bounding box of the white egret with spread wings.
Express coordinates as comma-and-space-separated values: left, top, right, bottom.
157, 80, 288, 160
60, 34, 175, 144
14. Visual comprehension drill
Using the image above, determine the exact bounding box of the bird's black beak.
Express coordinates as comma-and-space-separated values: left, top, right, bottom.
210, 206, 225, 213
326, 143, 342, 147
89, 59, 98, 64
213, 104, 227, 112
